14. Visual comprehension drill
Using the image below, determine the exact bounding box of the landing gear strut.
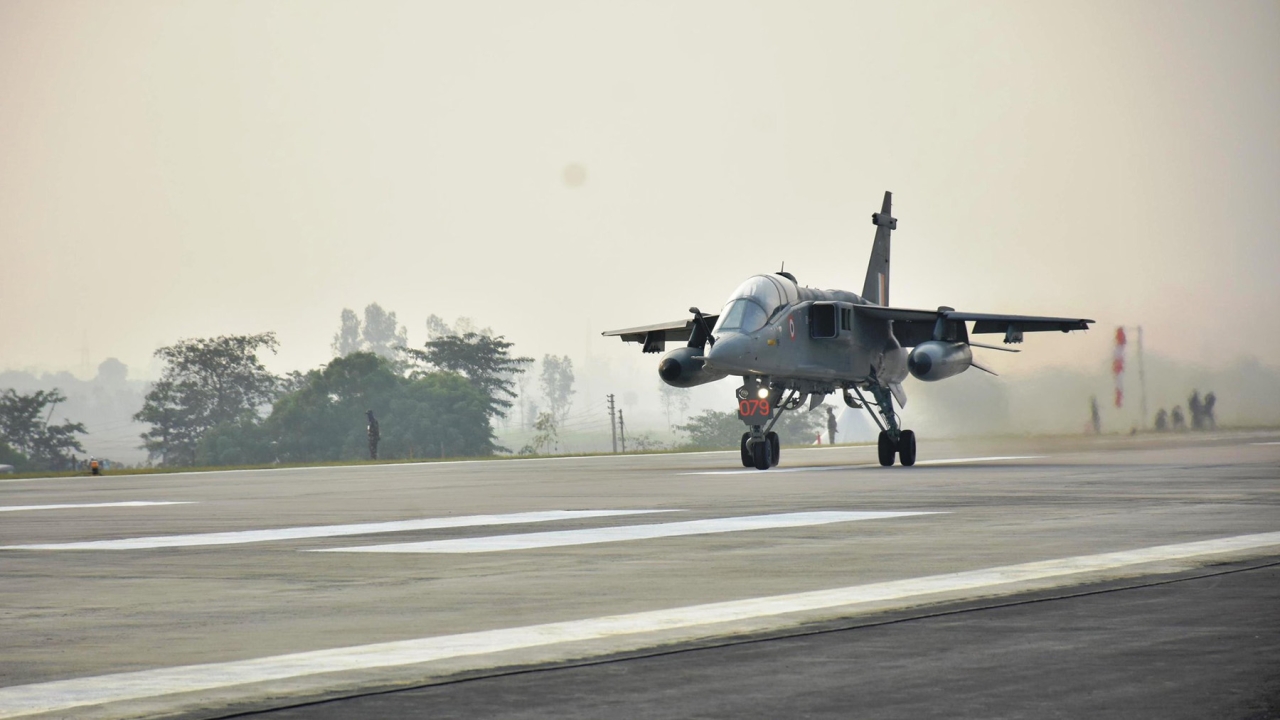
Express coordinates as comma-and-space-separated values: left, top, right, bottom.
852, 383, 917, 467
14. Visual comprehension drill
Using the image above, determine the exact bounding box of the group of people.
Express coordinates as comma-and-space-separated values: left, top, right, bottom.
1155, 390, 1216, 432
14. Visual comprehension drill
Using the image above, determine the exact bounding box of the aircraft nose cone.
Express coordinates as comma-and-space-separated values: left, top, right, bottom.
705, 333, 750, 373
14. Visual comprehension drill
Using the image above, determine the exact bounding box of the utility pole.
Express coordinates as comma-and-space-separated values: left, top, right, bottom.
607, 394, 618, 453
618, 409, 626, 453
1137, 326, 1148, 430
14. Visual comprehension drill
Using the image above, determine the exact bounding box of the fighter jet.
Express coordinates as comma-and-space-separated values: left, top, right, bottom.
604, 192, 1092, 469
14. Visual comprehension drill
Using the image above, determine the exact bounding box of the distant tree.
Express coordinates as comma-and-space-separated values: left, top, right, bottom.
96, 358, 128, 386
331, 308, 363, 357
331, 303, 408, 359
425, 314, 451, 341
194, 418, 275, 467
629, 432, 667, 452
267, 352, 495, 462
362, 303, 409, 359
519, 411, 559, 455
425, 315, 493, 340
658, 382, 691, 431
0, 441, 28, 470
134, 333, 280, 467
675, 409, 742, 449
405, 333, 533, 419
0, 388, 86, 468
280, 370, 309, 394
676, 407, 825, 449
539, 355, 575, 423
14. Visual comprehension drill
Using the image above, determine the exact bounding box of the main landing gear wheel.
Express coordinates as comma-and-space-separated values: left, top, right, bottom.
877, 430, 896, 466
767, 431, 780, 467
751, 436, 773, 471
898, 429, 917, 467
740, 433, 752, 468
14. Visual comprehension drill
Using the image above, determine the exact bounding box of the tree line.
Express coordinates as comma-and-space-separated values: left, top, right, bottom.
137, 318, 536, 467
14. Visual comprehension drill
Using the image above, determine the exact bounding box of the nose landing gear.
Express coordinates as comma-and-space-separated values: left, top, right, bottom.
740, 430, 780, 470
736, 379, 796, 471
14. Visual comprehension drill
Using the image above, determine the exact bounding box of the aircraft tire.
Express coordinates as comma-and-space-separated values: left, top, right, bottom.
752, 437, 772, 471
740, 433, 752, 467
767, 432, 780, 467
877, 431, 896, 467
898, 430, 917, 466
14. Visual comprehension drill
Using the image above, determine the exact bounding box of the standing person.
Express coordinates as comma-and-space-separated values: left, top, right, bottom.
89, 457, 100, 476
366, 410, 380, 461
826, 407, 839, 445
1188, 391, 1204, 430
1089, 396, 1102, 434
1203, 392, 1217, 430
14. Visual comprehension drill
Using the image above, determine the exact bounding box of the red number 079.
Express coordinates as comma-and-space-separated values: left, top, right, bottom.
738, 399, 770, 416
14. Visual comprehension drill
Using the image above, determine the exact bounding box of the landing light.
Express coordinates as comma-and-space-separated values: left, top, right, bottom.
757, 388, 769, 399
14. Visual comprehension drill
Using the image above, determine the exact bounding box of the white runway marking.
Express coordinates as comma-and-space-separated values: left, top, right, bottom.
0, 501, 194, 513
0, 510, 674, 551
2, 531, 1277, 718
318, 512, 939, 554
1251, 441, 1280, 446
680, 455, 1044, 475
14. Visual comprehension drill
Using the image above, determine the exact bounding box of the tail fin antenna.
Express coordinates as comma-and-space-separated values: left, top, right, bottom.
861, 191, 896, 306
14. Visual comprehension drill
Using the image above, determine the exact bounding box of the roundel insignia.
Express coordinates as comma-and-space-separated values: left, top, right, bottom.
788, 316, 796, 340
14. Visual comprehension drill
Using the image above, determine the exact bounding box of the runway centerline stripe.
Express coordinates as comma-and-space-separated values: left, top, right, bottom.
0, 501, 195, 513
2, 531, 1277, 718
0, 510, 675, 551
314, 511, 936, 554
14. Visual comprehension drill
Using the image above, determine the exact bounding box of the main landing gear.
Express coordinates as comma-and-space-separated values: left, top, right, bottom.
877, 428, 916, 467
851, 383, 917, 467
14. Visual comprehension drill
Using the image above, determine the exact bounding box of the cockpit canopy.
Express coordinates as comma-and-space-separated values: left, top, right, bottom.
712, 275, 791, 334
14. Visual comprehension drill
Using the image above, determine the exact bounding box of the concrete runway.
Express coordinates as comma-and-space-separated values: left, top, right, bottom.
1, 431, 1277, 719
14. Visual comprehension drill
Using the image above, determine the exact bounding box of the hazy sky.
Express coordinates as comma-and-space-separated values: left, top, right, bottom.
3, 0, 1277, 381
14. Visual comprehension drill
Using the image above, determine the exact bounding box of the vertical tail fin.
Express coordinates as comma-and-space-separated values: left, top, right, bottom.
861, 191, 896, 306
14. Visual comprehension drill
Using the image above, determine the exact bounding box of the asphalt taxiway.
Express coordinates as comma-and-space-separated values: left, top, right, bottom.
0, 431, 1277, 719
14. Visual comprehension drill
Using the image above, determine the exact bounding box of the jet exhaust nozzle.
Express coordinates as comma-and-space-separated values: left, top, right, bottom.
907, 341, 972, 382
658, 347, 728, 388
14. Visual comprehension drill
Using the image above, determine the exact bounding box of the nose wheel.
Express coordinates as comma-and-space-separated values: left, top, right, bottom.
741, 431, 781, 470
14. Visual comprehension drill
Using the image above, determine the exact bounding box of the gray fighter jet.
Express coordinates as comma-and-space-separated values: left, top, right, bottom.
604, 192, 1092, 469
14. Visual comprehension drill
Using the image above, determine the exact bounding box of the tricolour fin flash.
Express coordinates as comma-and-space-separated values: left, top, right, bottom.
862, 191, 897, 306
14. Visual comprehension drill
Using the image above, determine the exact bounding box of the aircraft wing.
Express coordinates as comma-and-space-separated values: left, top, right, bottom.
602, 316, 719, 353
854, 305, 1092, 345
